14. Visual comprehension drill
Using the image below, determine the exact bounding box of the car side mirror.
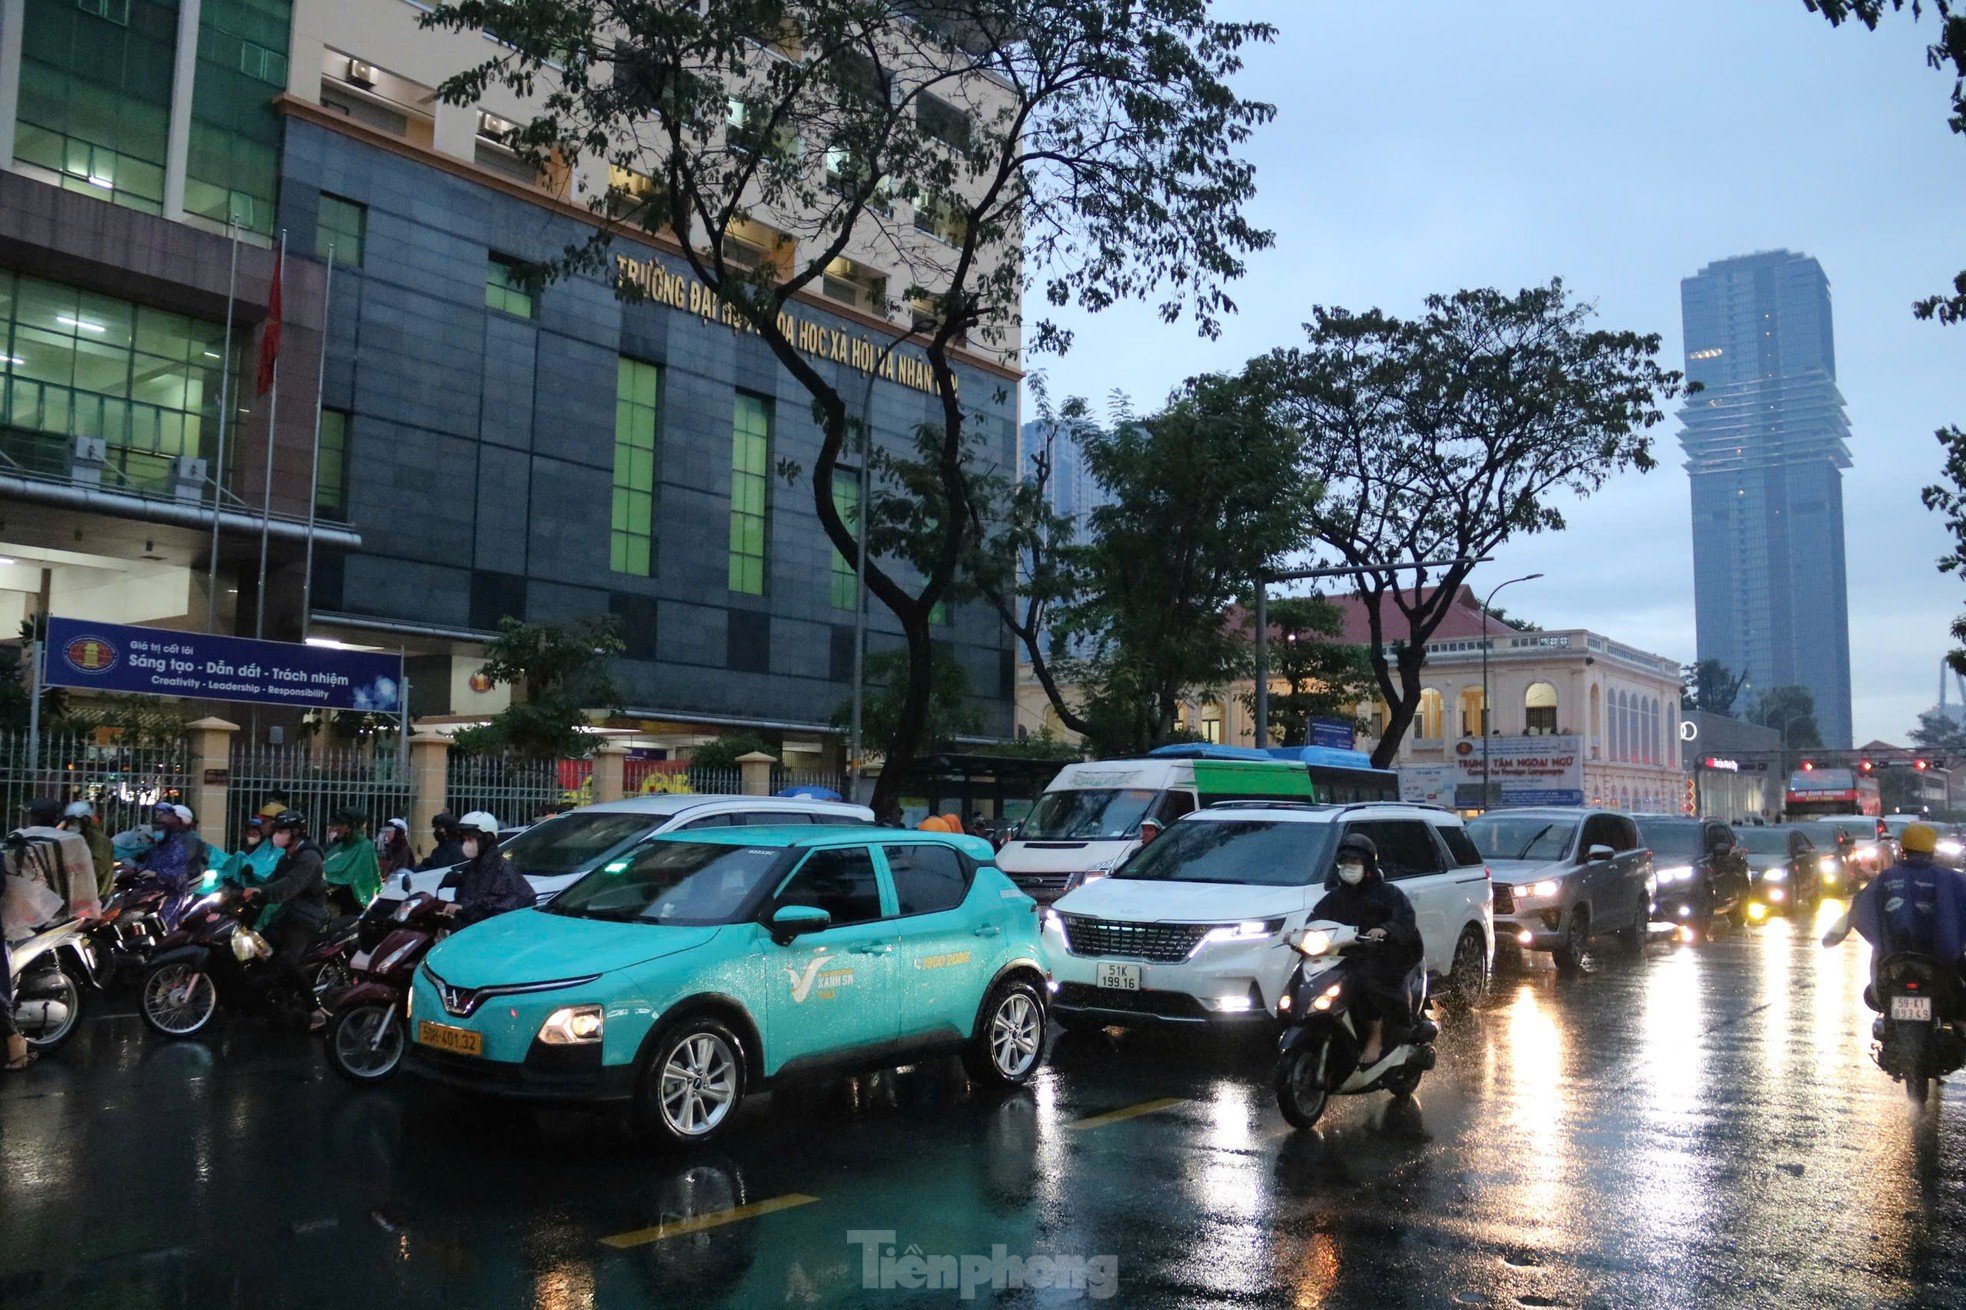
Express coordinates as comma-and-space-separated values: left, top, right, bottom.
1587, 845, 1615, 863
768, 904, 831, 944
399, 872, 413, 894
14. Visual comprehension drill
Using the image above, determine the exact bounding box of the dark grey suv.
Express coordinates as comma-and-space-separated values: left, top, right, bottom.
1466, 808, 1654, 973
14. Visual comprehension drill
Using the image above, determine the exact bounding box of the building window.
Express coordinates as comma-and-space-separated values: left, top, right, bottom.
830, 471, 860, 610
1525, 682, 1558, 735
315, 407, 348, 517
729, 393, 771, 594
15, 0, 177, 215
185, 0, 295, 236
820, 257, 886, 314
316, 194, 365, 267
0, 271, 228, 495
1417, 688, 1445, 741
612, 359, 660, 576
486, 254, 535, 319
606, 164, 667, 231
1200, 701, 1224, 745
1459, 687, 1487, 739
917, 94, 972, 150
913, 195, 968, 246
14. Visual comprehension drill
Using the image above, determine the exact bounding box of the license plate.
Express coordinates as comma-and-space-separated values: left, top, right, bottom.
417, 1021, 484, 1057
1891, 996, 1933, 1022
1095, 962, 1141, 991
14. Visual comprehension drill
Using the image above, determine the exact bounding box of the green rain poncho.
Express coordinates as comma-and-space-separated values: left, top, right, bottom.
220, 841, 282, 889
321, 834, 382, 908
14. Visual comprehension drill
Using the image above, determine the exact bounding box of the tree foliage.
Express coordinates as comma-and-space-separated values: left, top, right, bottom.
452, 617, 626, 760
417, 0, 1276, 813
1749, 684, 1824, 750
1909, 707, 1966, 753
1683, 658, 1749, 719
833, 646, 982, 756
1242, 597, 1377, 747
1242, 281, 1684, 768
688, 732, 776, 773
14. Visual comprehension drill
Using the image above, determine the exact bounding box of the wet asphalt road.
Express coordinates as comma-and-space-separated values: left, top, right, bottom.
4, 903, 1966, 1309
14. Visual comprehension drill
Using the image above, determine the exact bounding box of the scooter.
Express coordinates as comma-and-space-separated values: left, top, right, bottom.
1868, 950, 1964, 1104
1273, 923, 1440, 1129
322, 891, 451, 1084
136, 889, 317, 1039
85, 869, 200, 988
7, 917, 100, 1054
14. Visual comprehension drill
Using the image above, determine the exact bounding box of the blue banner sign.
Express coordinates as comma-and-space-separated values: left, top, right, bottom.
42, 617, 404, 714
1308, 717, 1356, 750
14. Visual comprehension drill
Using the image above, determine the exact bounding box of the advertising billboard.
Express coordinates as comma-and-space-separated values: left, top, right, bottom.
1450, 734, 1585, 808
41, 617, 404, 715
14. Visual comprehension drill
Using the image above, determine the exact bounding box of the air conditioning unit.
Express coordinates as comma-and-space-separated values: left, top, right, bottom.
70, 436, 106, 486
478, 110, 514, 141
346, 58, 377, 88
171, 456, 208, 503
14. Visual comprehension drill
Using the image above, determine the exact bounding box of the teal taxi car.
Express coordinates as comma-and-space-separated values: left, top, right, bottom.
404, 827, 1048, 1144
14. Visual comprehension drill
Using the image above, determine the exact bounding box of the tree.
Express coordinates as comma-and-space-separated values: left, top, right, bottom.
1683, 658, 1749, 718
834, 647, 981, 756
1749, 685, 1824, 750
689, 732, 775, 773
452, 617, 626, 760
1243, 281, 1684, 768
418, 0, 1276, 817
1046, 376, 1321, 754
1242, 596, 1376, 747
1909, 707, 1966, 754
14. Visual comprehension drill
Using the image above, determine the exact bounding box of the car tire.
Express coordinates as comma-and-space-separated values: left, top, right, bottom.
1615, 889, 1649, 956
1438, 926, 1490, 1010
964, 977, 1046, 1088
1553, 906, 1591, 976
635, 1016, 748, 1148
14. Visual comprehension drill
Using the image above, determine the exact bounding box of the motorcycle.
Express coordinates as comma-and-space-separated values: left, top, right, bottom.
323, 892, 451, 1083
136, 889, 318, 1039
6, 917, 98, 1053
1273, 924, 1440, 1130
85, 869, 200, 988
1868, 951, 1965, 1104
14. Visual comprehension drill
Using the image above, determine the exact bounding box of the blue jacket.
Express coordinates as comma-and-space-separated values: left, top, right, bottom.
1852, 855, 1966, 965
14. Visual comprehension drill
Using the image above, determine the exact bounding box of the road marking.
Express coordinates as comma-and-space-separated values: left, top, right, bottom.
599, 1193, 821, 1250
1066, 1097, 1186, 1131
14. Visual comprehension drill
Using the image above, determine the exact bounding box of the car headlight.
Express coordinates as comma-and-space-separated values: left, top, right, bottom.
1202, 918, 1283, 945
1042, 907, 1062, 931
1939, 840, 1964, 857
537, 1004, 605, 1046
1763, 868, 1788, 883
1818, 856, 1838, 873
1656, 865, 1694, 886
1529, 880, 1562, 899
1296, 928, 1335, 957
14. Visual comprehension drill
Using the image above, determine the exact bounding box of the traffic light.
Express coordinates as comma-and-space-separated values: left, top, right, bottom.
1916, 758, 1930, 771
1801, 760, 1815, 771
1860, 759, 1874, 773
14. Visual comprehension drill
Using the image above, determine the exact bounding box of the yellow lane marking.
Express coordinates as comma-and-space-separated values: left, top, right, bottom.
600, 1193, 821, 1249
1066, 1097, 1187, 1131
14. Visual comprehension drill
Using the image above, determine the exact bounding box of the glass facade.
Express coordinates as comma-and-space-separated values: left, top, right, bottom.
729, 393, 771, 595
186, 0, 292, 235
612, 359, 659, 576
315, 407, 347, 517
830, 472, 860, 609
0, 271, 228, 492
486, 256, 535, 318
316, 195, 366, 267
15, 0, 179, 215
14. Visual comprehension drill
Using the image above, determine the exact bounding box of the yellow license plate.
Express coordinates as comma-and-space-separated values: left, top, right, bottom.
417, 1021, 484, 1057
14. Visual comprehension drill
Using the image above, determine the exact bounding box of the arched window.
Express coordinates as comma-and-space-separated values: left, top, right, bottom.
1458, 686, 1487, 739
1200, 700, 1224, 745
1610, 690, 1624, 761
1648, 697, 1660, 765
1525, 682, 1559, 735
1417, 688, 1445, 740
1590, 684, 1602, 753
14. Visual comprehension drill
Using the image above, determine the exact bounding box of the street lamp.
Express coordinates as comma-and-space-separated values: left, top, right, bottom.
1479, 573, 1543, 812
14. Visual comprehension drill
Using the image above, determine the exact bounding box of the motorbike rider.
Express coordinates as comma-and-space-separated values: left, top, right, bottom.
376, 818, 416, 881
320, 807, 382, 913
220, 817, 281, 890
436, 812, 534, 926
1311, 833, 1424, 1067
238, 810, 330, 1031
59, 801, 114, 901
134, 803, 207, 902
416, 811, 466, 872
1840, 822, 1966, 998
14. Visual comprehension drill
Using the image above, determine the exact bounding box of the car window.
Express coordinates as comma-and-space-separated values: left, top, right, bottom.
1436, 825, 1483, 868
773, 846, 882, 926
1635, 819, 1702, 859
1112, 818, 1335, 886
1789, 831, 1813, 855
680, 813, 739, 830
1020, 788, 1159, 840
746, 811, 808, 825
1579, 814, 1618, 855
497, 811, 658, 877
1466, 814, 1578, 862
1354, 821, 1444, 880
884, 844, 971, 915
1154, 790, 1198, 825
546, 841, 786, 926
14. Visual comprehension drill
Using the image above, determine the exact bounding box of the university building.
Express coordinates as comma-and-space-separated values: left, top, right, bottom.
0, 1, 1020, 764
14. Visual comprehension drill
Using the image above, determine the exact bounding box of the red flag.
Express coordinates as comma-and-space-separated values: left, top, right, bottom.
256, 258, 283, 395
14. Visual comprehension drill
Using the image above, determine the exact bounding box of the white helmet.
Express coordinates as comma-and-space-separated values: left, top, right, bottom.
458, 810, 501, 838
63, 800, 94, 819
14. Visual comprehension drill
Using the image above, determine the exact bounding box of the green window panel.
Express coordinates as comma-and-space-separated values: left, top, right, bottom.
729, 393, 771, 595
316, 194, 366, 267
830, 472, 860, 610
486, 255, 536, 318
611, 358, 660, 576
316, 408, 348, 517
186, 0, 292, 235
16, 0, 178, 215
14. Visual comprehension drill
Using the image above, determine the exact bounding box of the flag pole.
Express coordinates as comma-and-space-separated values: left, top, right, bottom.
300, 244, 335, 642
255, 229, 286, 641
206, 217, 241, 633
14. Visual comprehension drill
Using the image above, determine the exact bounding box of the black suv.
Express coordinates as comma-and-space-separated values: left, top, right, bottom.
1632, 815, 1750, 938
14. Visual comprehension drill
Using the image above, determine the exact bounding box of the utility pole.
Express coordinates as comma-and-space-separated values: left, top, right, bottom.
1479, 573, 1543, 811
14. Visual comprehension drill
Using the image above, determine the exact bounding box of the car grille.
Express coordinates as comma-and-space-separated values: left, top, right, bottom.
1492, 884, 1517, 914
1060, 915, 1210, 963
1011, 872, 1074, 903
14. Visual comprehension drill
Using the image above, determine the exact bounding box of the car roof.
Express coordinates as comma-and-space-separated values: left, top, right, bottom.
1188, 801, 1458, 825
643, 824, 995, 859
563, 795, 873, 819
1467, 808, 1598, 819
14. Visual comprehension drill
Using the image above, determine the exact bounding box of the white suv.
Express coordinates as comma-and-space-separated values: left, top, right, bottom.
1041, 802, 1493, 1028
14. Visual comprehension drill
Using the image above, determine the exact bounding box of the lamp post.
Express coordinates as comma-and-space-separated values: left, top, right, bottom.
1479, 573, 1543, 812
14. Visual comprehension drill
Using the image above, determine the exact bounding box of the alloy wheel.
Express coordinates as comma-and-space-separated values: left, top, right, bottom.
990, 992, 1042, 1077
659, 1032, 738, 1137
331, 1004, 404, 1080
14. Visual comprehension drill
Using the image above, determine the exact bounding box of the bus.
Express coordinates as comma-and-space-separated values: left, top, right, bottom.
1784, 767, 1881, 819
1259, 744, 1402, 803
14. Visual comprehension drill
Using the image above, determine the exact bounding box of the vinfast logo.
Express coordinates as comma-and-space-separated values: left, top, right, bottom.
61, 634, 119, 675
783, 950, 854, 1002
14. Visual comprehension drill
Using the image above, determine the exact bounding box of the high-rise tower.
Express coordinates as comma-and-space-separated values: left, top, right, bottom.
1679, 250, 1854, 747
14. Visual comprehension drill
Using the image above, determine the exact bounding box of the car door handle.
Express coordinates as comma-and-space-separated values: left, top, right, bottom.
852, 943, 894, 956
972, 925, 1002, 938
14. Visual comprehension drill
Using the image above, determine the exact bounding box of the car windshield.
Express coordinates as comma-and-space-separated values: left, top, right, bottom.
1111, 819, 1335, 886
1466, 815, 1578, 862
1636, 820, 1703, 860
1019, 788, 1160, 841
1734, 828, 1792, 855
498, 811, 660, 877
545, 841, 786, 925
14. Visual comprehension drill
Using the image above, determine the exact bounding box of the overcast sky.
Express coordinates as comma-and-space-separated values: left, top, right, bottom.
1025, 0, 1966, 744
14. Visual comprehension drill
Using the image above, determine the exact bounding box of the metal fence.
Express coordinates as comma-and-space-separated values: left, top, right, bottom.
227, 740, 413, 839
446, 753, 575, 826
0, 729, 195, 838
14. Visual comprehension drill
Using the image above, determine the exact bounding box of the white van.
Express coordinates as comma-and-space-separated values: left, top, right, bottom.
998, 752, 1318, 904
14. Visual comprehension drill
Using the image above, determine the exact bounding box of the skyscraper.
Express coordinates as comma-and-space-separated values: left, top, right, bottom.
1679, 250, 1854, 747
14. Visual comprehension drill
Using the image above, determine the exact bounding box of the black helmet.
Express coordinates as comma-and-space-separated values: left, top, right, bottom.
328, 806, 365, 829
270, 809, 307, 834
432, 810, 457, 834
24, 797, 60, 826
1337, 833, 1378, 863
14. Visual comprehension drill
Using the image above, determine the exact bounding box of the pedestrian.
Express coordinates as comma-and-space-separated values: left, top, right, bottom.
320, 808, 382, 913
238, 810, 330, 1031
437, 812, 535, 926
417, 811, 466, 871
60, 801, 114, 901
376, 818, 416, 882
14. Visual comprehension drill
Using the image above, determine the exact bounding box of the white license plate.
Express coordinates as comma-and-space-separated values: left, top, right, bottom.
1095, 962, 1142, 991
1891, 995, 1933, 1022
